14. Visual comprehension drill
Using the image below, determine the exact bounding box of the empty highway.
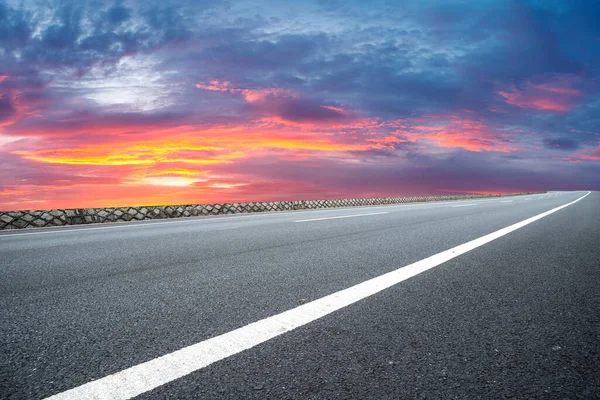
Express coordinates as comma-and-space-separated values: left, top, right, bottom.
1, 191, 599, 399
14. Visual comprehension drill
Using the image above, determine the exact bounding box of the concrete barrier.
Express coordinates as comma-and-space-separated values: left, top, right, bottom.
0, 192, 543, 230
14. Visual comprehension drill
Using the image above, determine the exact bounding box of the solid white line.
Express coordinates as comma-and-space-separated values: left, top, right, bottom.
294, 211, 389, 222
44, 191, 591, 400
451, 203, 477, 208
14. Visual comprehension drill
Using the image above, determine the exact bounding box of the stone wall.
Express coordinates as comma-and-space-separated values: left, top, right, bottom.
0, 192, 542, 230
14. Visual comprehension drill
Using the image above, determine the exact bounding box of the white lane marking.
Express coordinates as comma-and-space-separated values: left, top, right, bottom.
525, 198, 532, 200
44, 191, 591, 400
451, 203, 477, 208
501, 200, 514, 203
0, 214, 278, 237
0, 206, 419, 237
294, 211, 389, 223
0, 200, 471, 237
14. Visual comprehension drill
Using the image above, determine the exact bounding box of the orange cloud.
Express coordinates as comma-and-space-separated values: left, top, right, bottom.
11, 110, 519, 190
9, 118, 384, 201
209, 182, 247, 189
144, 168, 209, 176
1, 112, 413, 211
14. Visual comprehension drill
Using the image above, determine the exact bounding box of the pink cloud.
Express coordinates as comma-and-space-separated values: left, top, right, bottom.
320, 105, 348, 115
196, 79, 352, 126
195, 80, 285, 102
496, 75, 582, 112
402, 114, 524, 153
576, 145, 600, 161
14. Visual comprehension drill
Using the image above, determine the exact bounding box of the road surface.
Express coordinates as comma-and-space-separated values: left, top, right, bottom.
1, 191, 599, 399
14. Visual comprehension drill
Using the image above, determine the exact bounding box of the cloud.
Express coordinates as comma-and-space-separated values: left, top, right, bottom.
575, 144, 600, 161
107, 4, 132, 26
0, 1, 32, 49
1, 1, 194, 77
202, 33, 329, 71
196, 79, 353, 125
0, 92, 17, 123
497, 75, 583, 112
248, 95, 351, 124
8, 109, 193, 138
1, 0, 600, 210
401, 114, 525, 153
195, 80, 286, 102
543, 137, 582, 151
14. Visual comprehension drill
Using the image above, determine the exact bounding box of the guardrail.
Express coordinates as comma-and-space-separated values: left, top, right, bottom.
0, 192, 543, 230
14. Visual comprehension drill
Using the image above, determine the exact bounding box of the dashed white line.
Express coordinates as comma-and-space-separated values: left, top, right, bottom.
0, 214, 278, 237
501, 200, 514, 203
451, 203, 477, 208
294, 211, 389, 222
0, 195, 535, 237
44, 191, 591, 400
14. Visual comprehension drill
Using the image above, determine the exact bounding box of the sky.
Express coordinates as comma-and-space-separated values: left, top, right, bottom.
0, 0, 599, 210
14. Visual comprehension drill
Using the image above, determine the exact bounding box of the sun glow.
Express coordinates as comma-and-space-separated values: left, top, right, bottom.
135, 177, 206, 187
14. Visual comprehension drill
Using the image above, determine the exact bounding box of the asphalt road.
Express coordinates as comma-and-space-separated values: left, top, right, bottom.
1, 191, 599, 399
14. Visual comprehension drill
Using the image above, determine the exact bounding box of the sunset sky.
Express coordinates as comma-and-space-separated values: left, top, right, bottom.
0, 0, 599, 210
